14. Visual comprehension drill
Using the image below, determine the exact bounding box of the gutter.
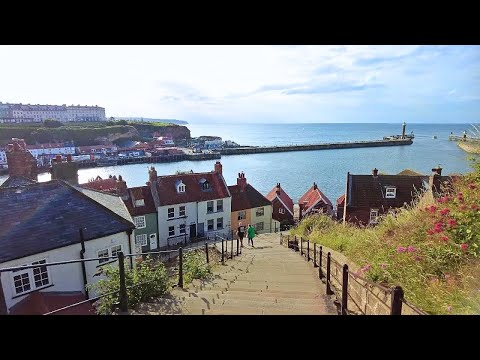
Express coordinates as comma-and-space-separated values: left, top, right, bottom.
79, 228, 89, 300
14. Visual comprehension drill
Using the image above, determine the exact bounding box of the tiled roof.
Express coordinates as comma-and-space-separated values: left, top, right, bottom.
9, 291, 95, 315
0, 175, 37, 188
0, 180, 135, 263
81, 178, 118, 193
228, 184, 272, 212
397, 169, 425, 176
299, 184, 332, 212
266, 185, 294, 214
123, 186, 157, 216
347, 175, 428, 208
155, 172, 230, 206
75, 187, 133, 223
336, 194, 345, 206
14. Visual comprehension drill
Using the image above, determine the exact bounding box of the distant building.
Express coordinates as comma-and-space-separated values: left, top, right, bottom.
265, 183, 294, 230
228, 172, 273, 234
27, 142, 76, 158
0, 102, 106, 123
0, 149, 7, 166
298, 182, 333, 220
77, 144, 118, 156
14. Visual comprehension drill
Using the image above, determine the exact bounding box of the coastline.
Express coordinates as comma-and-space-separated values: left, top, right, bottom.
458, 141, 480, 154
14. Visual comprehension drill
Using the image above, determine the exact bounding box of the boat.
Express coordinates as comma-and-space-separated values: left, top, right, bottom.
433, 135, 437, 139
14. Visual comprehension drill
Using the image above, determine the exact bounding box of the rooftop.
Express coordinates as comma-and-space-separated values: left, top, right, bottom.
228, 184, 271, 212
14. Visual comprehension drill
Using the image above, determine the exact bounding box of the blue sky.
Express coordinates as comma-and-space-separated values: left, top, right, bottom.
0, 45, 478, 123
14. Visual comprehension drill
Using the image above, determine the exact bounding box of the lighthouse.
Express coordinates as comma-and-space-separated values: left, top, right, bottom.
402, 122, 406, 139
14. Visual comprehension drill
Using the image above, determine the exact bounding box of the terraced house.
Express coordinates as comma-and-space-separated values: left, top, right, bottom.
228, 172, 273, 234
148, 162, 232, 248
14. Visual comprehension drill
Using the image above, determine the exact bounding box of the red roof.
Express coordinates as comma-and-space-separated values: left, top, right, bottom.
155, 172, 230, 206
81, 177, 118, 193
123, 186, 157, 216
299, 184, 332, 211
337, 194, 345, 206
266, 184, 294, 214
9, 291, 95, 315
228, 184, 271, 212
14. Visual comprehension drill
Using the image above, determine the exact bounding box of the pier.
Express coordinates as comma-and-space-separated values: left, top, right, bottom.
218, 139, 413, 155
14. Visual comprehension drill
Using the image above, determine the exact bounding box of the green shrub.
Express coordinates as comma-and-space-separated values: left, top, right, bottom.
183, 250, 212, 285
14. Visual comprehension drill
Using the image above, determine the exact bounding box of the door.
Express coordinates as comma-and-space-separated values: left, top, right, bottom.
189, 224, 196, 239
149, 234, 158, 250
197, 223, 204, 237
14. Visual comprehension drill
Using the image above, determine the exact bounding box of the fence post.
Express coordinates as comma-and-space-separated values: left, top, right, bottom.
118, 251, 128, 314
313, 243, 317, 267
341, 264, 349, 315
280, 233, 282, 245
236, 238, 239, 256
319, 246, 323, 279
294, 235, 298, 251
300, 236, 303, 255
287, 235, 290, 249
326, 252, 333, 295
390, 286, 404, 315
231, 238, 234, 259
205, 242, 209, 263
178, 247, 183, 288
307, 240, 310, 262
221, 239, 225, 264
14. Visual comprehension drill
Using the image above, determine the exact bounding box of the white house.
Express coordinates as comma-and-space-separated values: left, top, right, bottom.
148, 161, 232, 248
0, 180, 135, 315
27, 143, 76, 158
0, 149, 6, 165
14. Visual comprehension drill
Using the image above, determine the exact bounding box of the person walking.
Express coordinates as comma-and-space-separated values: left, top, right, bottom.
247, 224, 256, 247
237, 222, 246, 248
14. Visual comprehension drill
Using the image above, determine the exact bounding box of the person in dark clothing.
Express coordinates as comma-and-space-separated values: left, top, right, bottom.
237, 222, 246, 248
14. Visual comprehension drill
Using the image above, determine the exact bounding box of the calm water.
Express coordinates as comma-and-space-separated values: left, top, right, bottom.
1, 123, 477, 203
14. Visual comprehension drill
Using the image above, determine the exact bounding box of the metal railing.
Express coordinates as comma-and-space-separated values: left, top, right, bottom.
279, 233, 427, 315
0, 234, 243, 315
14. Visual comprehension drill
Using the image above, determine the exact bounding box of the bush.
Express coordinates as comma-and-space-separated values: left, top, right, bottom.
88, 256, 171, 315
44, 119, 64, 128
183, 250, 212, 285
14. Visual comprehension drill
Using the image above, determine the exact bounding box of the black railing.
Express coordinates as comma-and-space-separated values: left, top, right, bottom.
279, 233, 427, 315
0, 234, 243, 315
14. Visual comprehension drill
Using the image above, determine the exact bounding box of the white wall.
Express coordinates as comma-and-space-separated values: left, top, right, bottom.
198, 196, 232, 238
249, 205, 273, 234
0, 231, 132, 313
158, 202, 198, 248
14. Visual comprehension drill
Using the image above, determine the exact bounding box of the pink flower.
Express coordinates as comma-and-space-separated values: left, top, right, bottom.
461, 243, 469, 251
397, 246, 407, 253
447, 306, 452, 312
380, 263, 387, 269
427, 229, 435, 235
434, 222, 445, 233
460, 204, 467, 211
414, 256, 422, 261
469, 183, 476, 190
407, 246, 417, 253
428, 205, 437, 213
441, 236, 449, 242
472, 204, 479, 211
457, 192, 463, 198
444, 274, 451, 280
447, 219, 457, 227
440, 208, 450, 216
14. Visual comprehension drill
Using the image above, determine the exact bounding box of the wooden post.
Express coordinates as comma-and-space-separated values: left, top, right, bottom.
205, 242, 209, 263
319, 246, 323, 279
326, 252, 333, 295
231, 238, 234, 259
390, 286, 404, 315
307, 240, 310, 262
118, 251, 128, 314
341, 264, 349, 315
178, 247, 183, 288
313, 243, 317, 267
300, 236, 303, 255
236, 238, 239, 256
221, 239, 224, 264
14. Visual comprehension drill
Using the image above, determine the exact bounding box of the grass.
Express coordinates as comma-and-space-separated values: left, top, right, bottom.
291, 160, 480, 314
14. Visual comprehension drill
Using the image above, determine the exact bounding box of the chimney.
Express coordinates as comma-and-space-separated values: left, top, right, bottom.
372, 168, 378, 177
116, 176, 128, 198
313, 182, 318, 190
429, 166, 443, 195
431, 165, 442, 176
55, 154, 62, 163
149, 166, 158, 184
5, 138, 38, 181
237, 171, 247, 191
51, 156, 79, 185
276, 183, 281, 195
214, 161, 222, 175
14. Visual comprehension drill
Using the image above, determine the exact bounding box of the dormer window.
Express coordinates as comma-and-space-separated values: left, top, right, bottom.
200, 178, 211, 191
176, 180, 186, 193
385, 187, 396, 198
135, 199, 145, 207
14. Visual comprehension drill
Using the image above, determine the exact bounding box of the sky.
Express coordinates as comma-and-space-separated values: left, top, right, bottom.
0, 45, 479, 124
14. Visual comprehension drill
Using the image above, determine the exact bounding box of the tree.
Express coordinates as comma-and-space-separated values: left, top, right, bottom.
43, 119, 64, 128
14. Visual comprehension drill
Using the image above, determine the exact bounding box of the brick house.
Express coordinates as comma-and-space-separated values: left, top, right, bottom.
298, 182, 333, 220
266, 183, 294, 230
228, 172, 273, 234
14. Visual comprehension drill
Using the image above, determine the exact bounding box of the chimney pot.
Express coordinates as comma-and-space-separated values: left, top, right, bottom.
372, 168, 379, 177
56, 155, 62, 162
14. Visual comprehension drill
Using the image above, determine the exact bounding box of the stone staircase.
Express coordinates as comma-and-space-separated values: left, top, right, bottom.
132, 233, 337, 315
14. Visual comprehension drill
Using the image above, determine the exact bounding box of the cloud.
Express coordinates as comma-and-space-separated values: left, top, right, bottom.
282, 82, 384, 95
448, 89, 456, 95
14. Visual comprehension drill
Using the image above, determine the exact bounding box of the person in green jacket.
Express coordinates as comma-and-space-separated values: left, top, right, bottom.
247, 224, 256, 247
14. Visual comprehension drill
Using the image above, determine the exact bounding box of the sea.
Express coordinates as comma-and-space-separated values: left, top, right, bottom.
1, 123, 477, 203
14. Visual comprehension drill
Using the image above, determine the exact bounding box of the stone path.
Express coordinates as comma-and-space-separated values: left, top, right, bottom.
132, 233, 337, 315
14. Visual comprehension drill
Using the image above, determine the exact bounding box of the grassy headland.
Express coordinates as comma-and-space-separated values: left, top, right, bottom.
291, 160, 480, 314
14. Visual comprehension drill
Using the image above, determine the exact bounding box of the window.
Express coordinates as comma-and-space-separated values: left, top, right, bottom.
279, 208, 285, 214
169, 226, 175, 237
238, 210, 246, 220
370, 209, 379, 224
177, 182, 186, 193
217, 217, 223, 229
135, 199, 145, 207
32, 260, 49, 288
111, 245, 123, 257
256, 207, 264, 217
97, 249, 110, 263
136, 234, 147, 246
179, 206, 186, 217
207, 219, 214, 231
13, 270, 31, 295
202, 181, 210, 190
134, 216, 146, 229
179, 224, 186, 234
385, 187, 396, 199
207, 201, 214, 213
168, 208, 175, 219
255, 222, 264, 231
217, 199, 223, 212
